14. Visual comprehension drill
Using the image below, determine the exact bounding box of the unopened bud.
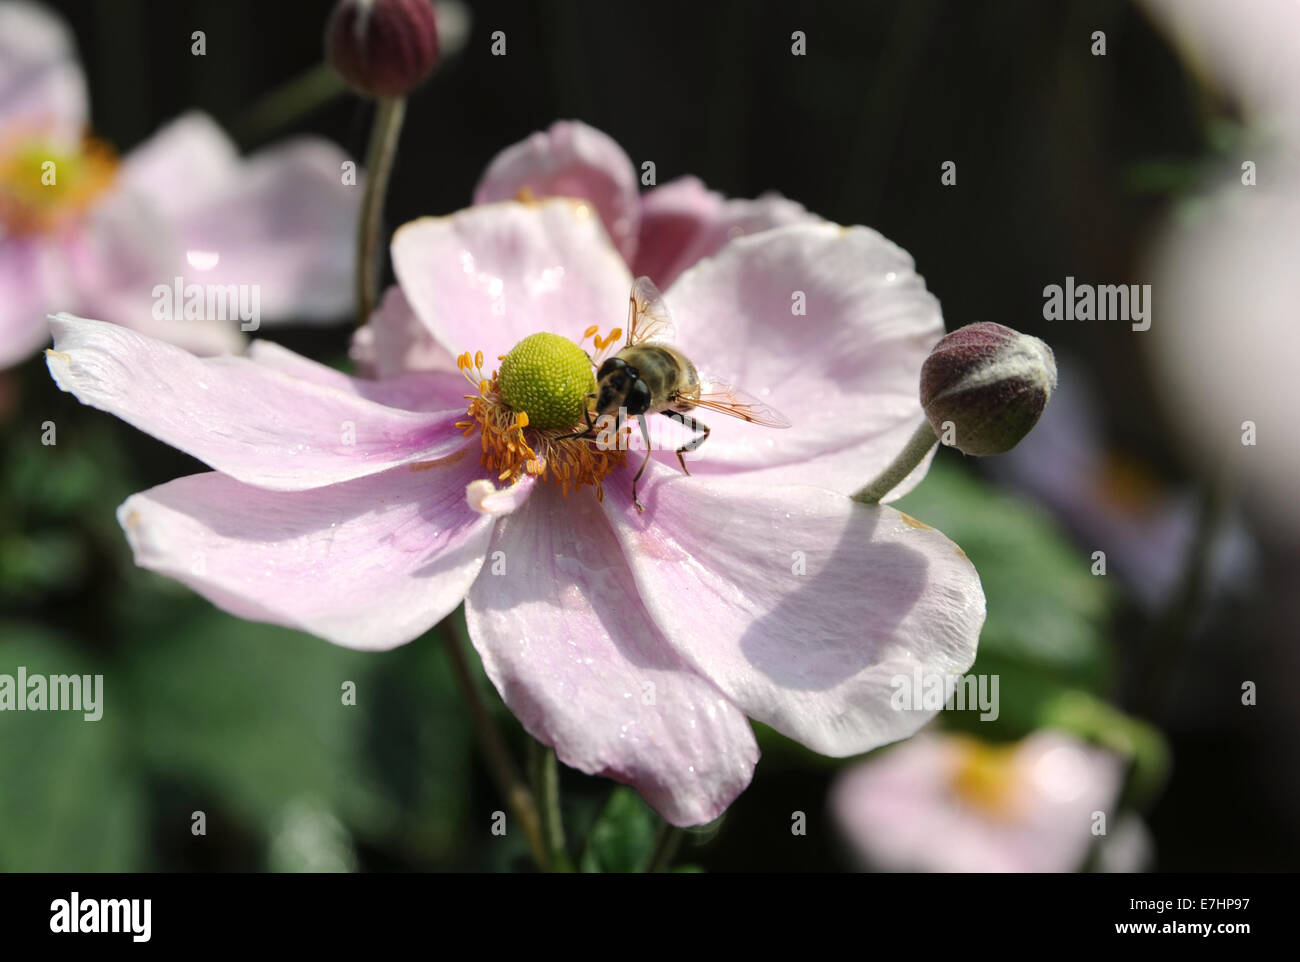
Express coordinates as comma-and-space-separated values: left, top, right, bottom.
326, 0, 439, 99
920, 322, 1057, 456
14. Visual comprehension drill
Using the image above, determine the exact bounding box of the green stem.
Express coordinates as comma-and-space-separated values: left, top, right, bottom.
444, 625, 548, 870
852, 419, 939, 504
646, 822, 684, 873
528, 741, 573, 872
355, 96, 406, 327
1137, 476, 1228, 719
232, 62, 346, 145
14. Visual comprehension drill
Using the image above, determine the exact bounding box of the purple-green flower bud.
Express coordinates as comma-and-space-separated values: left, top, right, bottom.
920, 322, 1057, 456
326, 0, 439, 99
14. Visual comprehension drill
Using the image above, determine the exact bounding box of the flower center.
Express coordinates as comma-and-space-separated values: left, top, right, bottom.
0, 133, 118, 236
455, 328, 630, 500
496, 331, 595, 430
949, 736, 1022, 820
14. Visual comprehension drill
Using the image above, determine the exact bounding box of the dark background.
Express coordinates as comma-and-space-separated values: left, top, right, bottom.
4, 0, 1292, 871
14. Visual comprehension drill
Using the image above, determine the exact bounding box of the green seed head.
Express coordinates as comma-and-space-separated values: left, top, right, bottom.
497, 332, 596, 430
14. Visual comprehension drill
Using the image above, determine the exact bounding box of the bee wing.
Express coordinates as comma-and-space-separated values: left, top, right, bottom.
683, 373, 792, 428
626, 276, 677, 346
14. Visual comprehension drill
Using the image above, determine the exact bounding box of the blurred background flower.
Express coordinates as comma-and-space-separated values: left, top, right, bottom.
830, 730, 1143, 872
0, 0, 359, 367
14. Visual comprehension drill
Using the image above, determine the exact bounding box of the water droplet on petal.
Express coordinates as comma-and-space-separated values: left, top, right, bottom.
186, 249, 220, 271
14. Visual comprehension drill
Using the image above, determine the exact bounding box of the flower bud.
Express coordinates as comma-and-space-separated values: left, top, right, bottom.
326, 0, 439, 99
920, 322, 1057, 456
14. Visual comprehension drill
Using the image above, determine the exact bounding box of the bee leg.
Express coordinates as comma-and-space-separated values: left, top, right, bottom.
630, 413, 653, 512
661, 411, 710, 476
555, 395, 600, 441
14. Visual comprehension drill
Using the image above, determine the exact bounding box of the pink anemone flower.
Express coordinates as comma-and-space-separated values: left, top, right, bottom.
831, 730, 1130, 872
0, 0, 358, 369
47, 198, 984, 825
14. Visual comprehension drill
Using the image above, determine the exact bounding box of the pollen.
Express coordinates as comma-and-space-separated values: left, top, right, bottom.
456, 343, 630, 500
948, 735, 1023, 821
0, 131, 118, 236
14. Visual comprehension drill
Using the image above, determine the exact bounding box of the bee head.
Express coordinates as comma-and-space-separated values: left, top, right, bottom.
595, 356, 650, 416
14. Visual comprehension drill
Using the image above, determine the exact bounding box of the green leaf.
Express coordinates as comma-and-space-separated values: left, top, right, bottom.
894, 454, 1116, 692
579, 787, 658, 873
0, 623, 146, 871
119, 608, 390, 839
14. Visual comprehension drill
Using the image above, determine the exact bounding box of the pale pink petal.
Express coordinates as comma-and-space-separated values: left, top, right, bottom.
0, 1, 87, 142
465, 483, 759, 826
391, 199, 631, 361
247, 338, 468, 413
662, 223, 944, 497
832, 731, 1125, 872
116, 112, 240, 223
602, 463, 984, 757
0, 236, 68, 368
635, 176, 817, 289
118, 453, 493, 651
63, 186, 248, 355
1147, 171, 1300, 534
145, 134, 359, 321
46, 314, 467, 490
473, 120, 641, 262
351, 284, 460, 380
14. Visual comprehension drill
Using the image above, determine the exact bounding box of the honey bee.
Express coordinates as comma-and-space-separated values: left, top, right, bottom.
562, 276, 791, 511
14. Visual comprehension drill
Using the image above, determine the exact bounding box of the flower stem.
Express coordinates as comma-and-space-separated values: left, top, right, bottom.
355, 96, 406, 327
444, 623, 549, 870
528, 740, 574, 872
231, 61, 346, 145
646, 823, 684, 873
852, 418, 939, 504
1137, 474, 1228, 718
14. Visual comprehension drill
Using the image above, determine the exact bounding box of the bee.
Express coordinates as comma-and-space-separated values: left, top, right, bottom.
562, 276, 791, 511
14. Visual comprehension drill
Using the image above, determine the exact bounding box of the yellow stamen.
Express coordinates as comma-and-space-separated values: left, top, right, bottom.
0, 131, 119, 237
949, 735, 1023, 821
580, 324, 625, 361
459, 355, 626, 500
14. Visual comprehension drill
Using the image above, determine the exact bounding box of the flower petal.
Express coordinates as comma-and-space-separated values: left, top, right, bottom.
67, 186, 249, 355
466, 475, 537, 516
663, 223, 945, 497
247, 338, 468, 414
116, 112, 240, 223
350, 284, 460, 380
602, 463, 985, 756
391, 199, 631, 360
46, 314, 467, 490
133, 126, 359, 321
0, 1, 87, 140
465, 483, 758, 826
635, 176, 817, 289
0, 236, 67, 368
118, 451, 494, 650
832, 731, 1125, 872
473, 120, 641, 263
